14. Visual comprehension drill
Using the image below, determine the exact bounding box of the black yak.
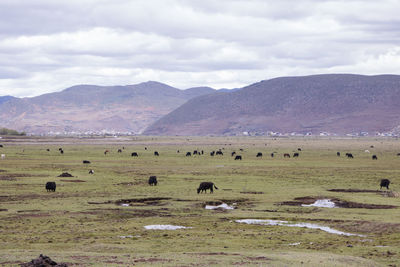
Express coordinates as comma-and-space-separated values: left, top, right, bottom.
197, 182, 218, 194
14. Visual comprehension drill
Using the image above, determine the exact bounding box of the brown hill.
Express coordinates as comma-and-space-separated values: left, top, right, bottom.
0, 81, 215, 134
144, 74, 400, 135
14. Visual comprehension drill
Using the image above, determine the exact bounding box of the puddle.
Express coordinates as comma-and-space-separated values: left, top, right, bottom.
205, 203, 235, 210
236, 219, 365, 237
144, 225, 192, 230
302, 199, 336, 208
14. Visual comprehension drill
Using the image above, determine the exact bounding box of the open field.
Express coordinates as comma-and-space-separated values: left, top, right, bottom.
1, 136, 400, 266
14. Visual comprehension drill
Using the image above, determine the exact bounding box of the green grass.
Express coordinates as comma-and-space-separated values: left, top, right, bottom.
0, 136, 399, 266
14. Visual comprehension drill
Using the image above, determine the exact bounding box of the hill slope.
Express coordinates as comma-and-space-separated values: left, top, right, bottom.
144, 74, 400, 135
0, 82, 216, 134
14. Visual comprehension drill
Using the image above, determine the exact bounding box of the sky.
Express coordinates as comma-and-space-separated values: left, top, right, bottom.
0, 0, 400, 97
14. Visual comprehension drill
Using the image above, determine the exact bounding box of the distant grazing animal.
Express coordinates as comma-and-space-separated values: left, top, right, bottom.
154, 151, 159, 156
193, 150, 198, 155
239, 149, 243, 151
370, 145, 374, 148
177, 150, 180, 153
397, 153, 400, 156
60, 149, 64, 154
58, 148, 63, 151
234, 155, 242, 160
284, 153, 290, 158
117, 149, 122, 153
186, 152, 192, 157
46, 149, 50, 152
380, 179, 390, 190
131, 152, 138, 157
231, 152, 236, 157
104, 150, 109, 155
210, 151, 215, 156
1, 154, 5, 159
45, 182, 56, 192
216, 151, 223, 155
372, 155, 378, 160
148, 176, 157, 186
346, 153, 354, 158
89, 169, 94, 174
337, 152, 341, 157
256, 152, 263, 157
271, 153, 274, 158
144, 147, 147, 150
293, 152, 299, 157
0, 144, 3, 147
298, 148, 302, 151
197, 182, 218, 194
83, 160, 91, 164
201, 150, 204, 155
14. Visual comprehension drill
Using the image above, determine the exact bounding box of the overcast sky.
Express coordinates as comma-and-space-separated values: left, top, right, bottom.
1, 0, 399, 97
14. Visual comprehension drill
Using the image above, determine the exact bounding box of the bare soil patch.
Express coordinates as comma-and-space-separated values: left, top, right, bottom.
328, 189, 381, 193
17, 209, 41, 213
116, 197, 171, 206
0, 208, 7, 212
60, 179, 86, 182
279, 196, 397, 209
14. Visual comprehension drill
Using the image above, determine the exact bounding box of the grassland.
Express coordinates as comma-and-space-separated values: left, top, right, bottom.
0, 136, 400, 266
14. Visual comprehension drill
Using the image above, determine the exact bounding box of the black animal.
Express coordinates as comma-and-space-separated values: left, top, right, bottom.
88, 169, 94, 174
234, 155, 242, 160
239, 148, 243, 151
117, 149, 122, 153
193, 150, 198, 155
256, 152, 262, 157
397, 153, 400, 156
346, 153, 354, 158
83, 160, 91, 164
201, 150, 204, 155
58, 148, 63, 151
60, 149, 64, 154
0, 144, 3, 147
131, 152, 138, 157
210, 151, 215, 156
231, 151, 236, 157
177, 150, 180, 153
284, 153, 290, 158
298, 148, 302, 151
372, 155, 378, 160
380, 179, 390, 190
186, 152, 192, 157
45, 182, 56, 192
216, 151, 223, 155
46, 148, 50, 152
337, 152, 341, 157
271, 153, 274, 158
197, 182, 218, 194
148, 176, 157, 186
293, 152, 299, 157
154, 151, 159, 156
145, 147, 147, 150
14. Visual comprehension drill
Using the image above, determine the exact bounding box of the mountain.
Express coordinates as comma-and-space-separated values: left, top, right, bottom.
0, 96, 16, 105
0, 81, 216, 134
144, 74, 400, 136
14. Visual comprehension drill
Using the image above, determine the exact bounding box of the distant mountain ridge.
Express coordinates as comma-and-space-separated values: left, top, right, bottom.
144, 74, 400, 136
0, 81, 217, 134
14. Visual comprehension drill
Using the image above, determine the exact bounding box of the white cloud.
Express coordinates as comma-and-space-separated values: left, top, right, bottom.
0, 0, 399, 97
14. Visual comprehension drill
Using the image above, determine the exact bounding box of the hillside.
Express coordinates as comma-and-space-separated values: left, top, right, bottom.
144, 74, 400, 135
0, 81, 216, 134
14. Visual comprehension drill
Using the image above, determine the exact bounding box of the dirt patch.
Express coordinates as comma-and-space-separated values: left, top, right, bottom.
17, 209, 41, 213
188, 252, 241, 256
87, 208, 172, 217
328, 189, 381, 193
279, 196, 397, 209
0, 169, 6, 172
240, 191, 264, 194
58, 172, 73, 177
0, 208, 7, 212
60, 179, 86, 182
113, 197, 172, 206
133, 258, 172, 263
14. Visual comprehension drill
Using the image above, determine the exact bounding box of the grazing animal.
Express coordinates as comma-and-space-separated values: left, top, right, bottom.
231, 152, 236, 157
346, 153, 354, 158
104, 150, 109, 155
186, 152, 192, 157
337, 152, 341, 157
131, 152, 138, 157
58, 148, 63, 151
256, 152, 263, 157
397, 153, 400, 156
177, 150, 180, 153
216, 151, 223, 155
380, 179, 390, 190
0, 144, 3, 147
201, 150, 204, 155
45, 182, 56, 192
293, 152, 299, 157
46, 149, 50, 152
234, 155, 242, 160
148, 176, 157, 186
144, 147, 147, 150
88, 169, 94, 174
284, 153, 290, 158
239, 148, 243, 151
117, 149, 122, 153
197, 182, 218, 194
372, 155, 378, 160
60, 149, 64, 154
271, 153, 274, 158
1, 154, 5, 159
298, 148, 302, 151
83, 160, 91, 164
193, 150, 198, 155
210, 151, 215, 156
154, 151, 159, 156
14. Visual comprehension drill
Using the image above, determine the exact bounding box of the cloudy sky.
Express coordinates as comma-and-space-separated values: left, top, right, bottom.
0, 0, 399, 97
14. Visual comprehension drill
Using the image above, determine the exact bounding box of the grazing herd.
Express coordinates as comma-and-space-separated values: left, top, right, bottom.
37, 145, 396, 194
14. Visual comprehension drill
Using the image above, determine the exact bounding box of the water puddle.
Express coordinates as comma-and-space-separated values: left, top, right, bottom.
302, 199, 336, 208
236, 219, 365, 237
144, 225, 192, 230
205, 203, 235, 210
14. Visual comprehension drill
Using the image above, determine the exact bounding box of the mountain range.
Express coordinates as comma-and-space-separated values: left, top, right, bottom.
1, 74, 400, 136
